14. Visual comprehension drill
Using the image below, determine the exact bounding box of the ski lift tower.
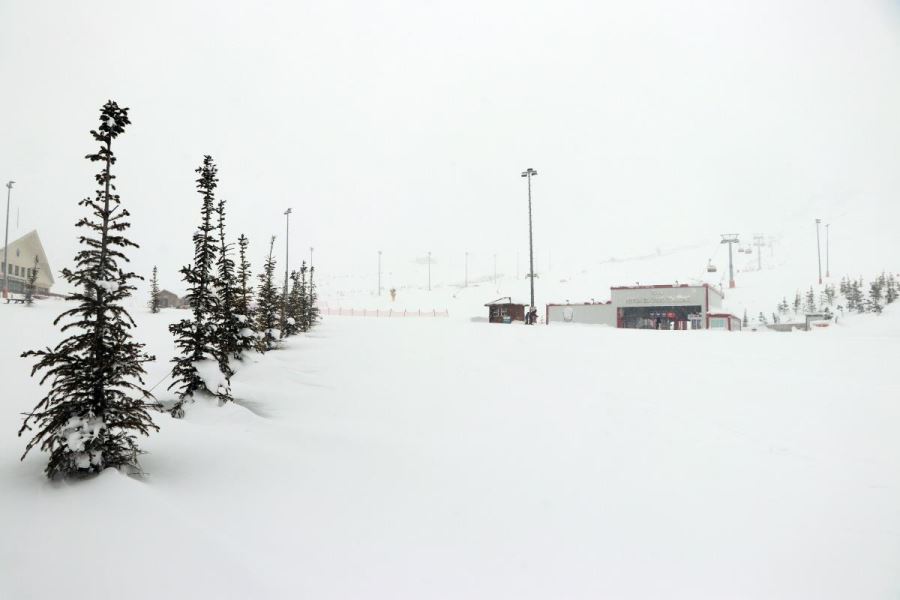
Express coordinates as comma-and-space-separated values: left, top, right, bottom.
720, 234, 740, 288
753, 234, 765, 271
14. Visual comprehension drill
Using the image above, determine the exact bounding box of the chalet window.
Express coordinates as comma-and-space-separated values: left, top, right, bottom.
14, 265, 20, 276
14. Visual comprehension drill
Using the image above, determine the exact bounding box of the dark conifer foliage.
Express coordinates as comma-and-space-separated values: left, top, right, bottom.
296, 261, 310, 332
168, 156, 225, 416
284, 269, 304, 336
255, 236, 281, 352
19, 101, 157, 478
149, 265, 160, 313
215, 198, 242, 363
234, 234, 257, 354
25, 256, 39, 305
307, 265, 320, 328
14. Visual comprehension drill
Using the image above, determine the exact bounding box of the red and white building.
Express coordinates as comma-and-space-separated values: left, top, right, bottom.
546, 283, 742, 331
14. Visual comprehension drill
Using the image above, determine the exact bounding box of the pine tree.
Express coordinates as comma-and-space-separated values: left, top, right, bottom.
215, 198, 242, 363
234, 234, 257, 353
758, 312, 768, 325
296, 261, 310, 332
804, 286, 816, 314
868, 277, 884, 313
742, 309, 748, 327
777, 297, 789, 315
168, 156, 225, 416
284, 270, 303, 336
25, 256, 39, 305
255, 236, 281, 351
19, 101, 157, 478
149, 265, 160, 313
885, 273, 898, 305
307, 265, 320, 327
793, 291, 802, 314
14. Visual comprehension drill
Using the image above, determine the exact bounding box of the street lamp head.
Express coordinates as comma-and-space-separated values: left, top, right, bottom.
285, 208, 292, 215
520, 168, 537, 178
6, 181, 14, 189
815, 218, 821, 224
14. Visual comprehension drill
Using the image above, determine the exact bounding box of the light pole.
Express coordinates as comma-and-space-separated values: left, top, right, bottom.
2, 181, 14, 299
427, 251, 432, 291
825, 223, 830, 278
815, 218, 822, 284
521, 167, 537, 317
378, 250, 382, 296
464, 251, 468, 287
720, 234, 739, 289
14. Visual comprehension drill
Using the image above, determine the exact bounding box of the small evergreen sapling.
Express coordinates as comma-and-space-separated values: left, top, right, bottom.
234, 234, 257, 353
149, 265, 160, 313
25, 256, 39, 304
19, 101, 157, 478
215, 197, 242, 363
255, 236, 281, 351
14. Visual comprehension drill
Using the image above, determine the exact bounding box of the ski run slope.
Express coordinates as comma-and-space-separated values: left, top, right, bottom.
2, 299, 900, 599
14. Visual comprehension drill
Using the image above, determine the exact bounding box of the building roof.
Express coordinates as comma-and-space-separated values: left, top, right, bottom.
4, 230, 54, 286
485, 296, 526, 307
611, 282, 724, 299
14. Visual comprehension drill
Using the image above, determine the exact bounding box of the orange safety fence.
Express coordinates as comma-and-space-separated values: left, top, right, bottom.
321, 307, 450, 318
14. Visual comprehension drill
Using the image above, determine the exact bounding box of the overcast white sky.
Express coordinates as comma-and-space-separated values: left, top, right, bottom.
1, 0, 899, 293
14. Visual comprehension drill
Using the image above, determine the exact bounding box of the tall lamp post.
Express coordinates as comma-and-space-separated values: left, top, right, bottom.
815, 218, 823, 284
464, 251, 468, 288
2, 181, 15, 299
521, 168, 537, 318
825, 223, 830, 278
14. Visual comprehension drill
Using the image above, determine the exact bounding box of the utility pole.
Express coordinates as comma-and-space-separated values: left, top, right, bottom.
427, 251, 431, 291
378, 250, 382, 296
720, 234, 739, 289
753, 234, 765, 271
825, 223, 830, 278
521, 167, 538, 316
2, 181, 15, 299
464, 251, 468, 287
815, 218, 823, 284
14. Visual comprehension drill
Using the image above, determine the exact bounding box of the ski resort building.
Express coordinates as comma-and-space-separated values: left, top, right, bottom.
485, 297, 527, 323
1, 230, 54, 297
546, 283, 741, 331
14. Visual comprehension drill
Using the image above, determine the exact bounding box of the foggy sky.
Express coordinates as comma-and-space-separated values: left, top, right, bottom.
1, 0, 899, 294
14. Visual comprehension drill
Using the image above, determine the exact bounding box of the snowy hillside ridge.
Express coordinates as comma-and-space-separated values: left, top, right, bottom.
3, 300, 900, 598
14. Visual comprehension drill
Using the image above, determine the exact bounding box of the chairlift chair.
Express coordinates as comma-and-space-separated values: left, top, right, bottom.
706, 260, 717, 273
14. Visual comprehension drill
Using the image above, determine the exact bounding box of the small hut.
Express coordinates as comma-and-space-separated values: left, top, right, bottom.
485, 297, 526, 323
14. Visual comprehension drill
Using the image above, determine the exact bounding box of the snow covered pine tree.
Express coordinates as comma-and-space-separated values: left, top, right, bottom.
168, 156, 229, 416
149, 265, 160, 313
25, 256, 39, 305
19, 101, 157, 478
215, 198, 243, 361
234, 234, 257, 354
255, 236, 281, 351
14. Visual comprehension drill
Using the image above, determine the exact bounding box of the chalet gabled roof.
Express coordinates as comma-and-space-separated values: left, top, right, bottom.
6, 230, 54, 285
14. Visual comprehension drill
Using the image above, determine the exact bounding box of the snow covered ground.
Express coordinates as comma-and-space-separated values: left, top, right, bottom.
2, 299, 900, 599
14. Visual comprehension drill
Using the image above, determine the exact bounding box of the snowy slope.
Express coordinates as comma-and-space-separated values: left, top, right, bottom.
2, 300, 900, 599
318, 203, 899, 323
